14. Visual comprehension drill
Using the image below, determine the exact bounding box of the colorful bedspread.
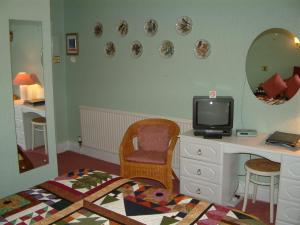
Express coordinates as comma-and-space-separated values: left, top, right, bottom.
0, 169, 265, 225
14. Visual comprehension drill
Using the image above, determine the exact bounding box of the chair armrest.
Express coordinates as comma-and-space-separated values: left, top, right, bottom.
165, 136, 179, 166
119, 129, 136, 160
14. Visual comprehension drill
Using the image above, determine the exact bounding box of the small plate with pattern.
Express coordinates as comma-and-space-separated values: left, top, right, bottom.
94, 22, 103, 37
144, 19, 158, 37
159, 40, 174, 58
131, 41, 143, 58
176, 16, 192, 35
105, 42, 116, 57
195, 39, 211, 59
117, 20, 128, 36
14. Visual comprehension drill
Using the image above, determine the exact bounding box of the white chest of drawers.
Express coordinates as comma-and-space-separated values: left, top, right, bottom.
276, 155, 300, 225
180, 134, 238, 204
14, 102, 46, 150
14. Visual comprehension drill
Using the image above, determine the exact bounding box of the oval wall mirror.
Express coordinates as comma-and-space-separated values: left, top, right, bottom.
9, 20, 48, 173
246, 28, 300, 105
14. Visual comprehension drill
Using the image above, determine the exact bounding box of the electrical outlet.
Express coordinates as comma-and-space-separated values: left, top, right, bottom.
261, 66, 268, 71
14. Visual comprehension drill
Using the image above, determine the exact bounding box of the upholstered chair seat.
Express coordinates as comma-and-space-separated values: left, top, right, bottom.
125, 150, 167, 164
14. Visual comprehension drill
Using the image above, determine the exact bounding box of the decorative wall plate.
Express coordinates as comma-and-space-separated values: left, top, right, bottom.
94, 22, 103, 37
176, 16, 192, 35
159, 40, 174, 58
195, 39, 211, 59
105, 42, 116, 57
144, 19, 158, 36
117, 20, 128, 36
131, 41, 143, 58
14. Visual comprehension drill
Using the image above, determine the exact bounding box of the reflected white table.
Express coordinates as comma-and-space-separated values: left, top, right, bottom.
14, 101, 46, 150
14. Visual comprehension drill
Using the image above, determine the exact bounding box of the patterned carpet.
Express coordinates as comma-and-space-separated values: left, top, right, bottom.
57, 151, 273, 225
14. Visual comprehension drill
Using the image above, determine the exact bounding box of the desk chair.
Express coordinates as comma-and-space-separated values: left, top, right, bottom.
31, 117, 48, 155
242, 158, 280, 223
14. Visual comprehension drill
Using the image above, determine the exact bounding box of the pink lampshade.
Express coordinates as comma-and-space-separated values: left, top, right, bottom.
13, 72, 38, 85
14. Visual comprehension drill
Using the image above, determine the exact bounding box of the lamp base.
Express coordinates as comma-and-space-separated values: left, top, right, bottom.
19, 85, 28, 101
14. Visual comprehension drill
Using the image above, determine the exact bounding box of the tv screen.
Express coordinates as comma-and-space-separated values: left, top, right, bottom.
196, 100, 230, 126
193, 96, 234, 137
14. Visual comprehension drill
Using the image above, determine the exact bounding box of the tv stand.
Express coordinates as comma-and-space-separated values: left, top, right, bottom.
193, 129, 228, 139
203, 133, 222, 139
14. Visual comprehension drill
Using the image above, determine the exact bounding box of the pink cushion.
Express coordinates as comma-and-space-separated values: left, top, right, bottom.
285, 74, 300, 99
137, 125, 170, 152
125, 150, 167, 164
261, 73, 287, 98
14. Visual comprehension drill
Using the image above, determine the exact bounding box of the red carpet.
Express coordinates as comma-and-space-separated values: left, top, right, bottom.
22, 147, 48, 168
235, 198, 276, 225
57, 150, 272, 225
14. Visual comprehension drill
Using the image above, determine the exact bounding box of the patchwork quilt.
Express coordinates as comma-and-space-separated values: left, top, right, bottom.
0, 169, 265, 225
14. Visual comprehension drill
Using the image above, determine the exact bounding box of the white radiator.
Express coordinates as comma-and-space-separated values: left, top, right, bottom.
80, 106, 192, 168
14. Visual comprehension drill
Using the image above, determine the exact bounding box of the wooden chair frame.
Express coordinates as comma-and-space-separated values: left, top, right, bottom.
119, 118, 180, 191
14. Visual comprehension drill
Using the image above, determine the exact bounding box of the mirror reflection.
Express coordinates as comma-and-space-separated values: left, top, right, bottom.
9, 20, 48, 173
246, 28, 300, 105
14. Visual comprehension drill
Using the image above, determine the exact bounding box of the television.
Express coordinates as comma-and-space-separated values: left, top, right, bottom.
193, 96, 234, 138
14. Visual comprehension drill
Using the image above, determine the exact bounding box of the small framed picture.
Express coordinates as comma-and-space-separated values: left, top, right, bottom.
66, 33, 79, 55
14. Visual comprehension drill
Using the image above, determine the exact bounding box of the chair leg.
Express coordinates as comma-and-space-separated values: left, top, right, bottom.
252, 175, 258, 203
242, 170, 250, 211
165, 177, 173, 191
43, 125, 48, 155
270, 175, 275, 223
31, 123, 35, 151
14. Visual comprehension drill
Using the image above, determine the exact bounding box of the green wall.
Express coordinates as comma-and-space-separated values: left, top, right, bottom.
62, 0, 300, 142
0, 0, 58, 197
51, 0, 69, 143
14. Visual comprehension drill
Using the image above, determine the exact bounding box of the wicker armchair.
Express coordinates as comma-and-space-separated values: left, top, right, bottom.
119, 118, 180, 191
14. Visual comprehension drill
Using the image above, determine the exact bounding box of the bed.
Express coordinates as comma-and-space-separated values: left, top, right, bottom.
0, 169, 265, 225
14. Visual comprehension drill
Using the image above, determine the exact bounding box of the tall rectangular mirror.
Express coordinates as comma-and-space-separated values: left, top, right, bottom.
9, 19, 48, 173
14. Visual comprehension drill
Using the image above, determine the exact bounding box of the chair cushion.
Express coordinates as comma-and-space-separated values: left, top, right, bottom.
137, 125, 170, 152
285, 74, 300, 99
261, 73, 287, 98
125, 150, 167, 164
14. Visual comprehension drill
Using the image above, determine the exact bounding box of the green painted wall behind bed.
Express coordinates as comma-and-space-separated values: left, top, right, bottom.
62, 0, 300, 143
0, 0, 58, 197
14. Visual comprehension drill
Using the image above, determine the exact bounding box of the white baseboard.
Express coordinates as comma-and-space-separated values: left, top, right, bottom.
56, 141, 70, 153
236, 180, 279, 203
56, 140, 179, 177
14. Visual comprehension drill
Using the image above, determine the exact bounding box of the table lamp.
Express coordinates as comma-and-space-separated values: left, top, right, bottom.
13, 72, 38, 102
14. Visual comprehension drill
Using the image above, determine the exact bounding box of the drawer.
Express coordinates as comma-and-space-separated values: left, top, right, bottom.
275, 220, 297, 225
180, 157, 221, 184
180, 176, 221, 204
180, 140, 222, 164
279, 178, 300, 204
281, 156, 300, 180
276, 199, 300, 224
15, 119, 24, 130
14, 106, 23, 119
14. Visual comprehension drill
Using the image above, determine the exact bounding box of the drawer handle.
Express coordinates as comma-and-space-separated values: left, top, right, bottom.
197, 169, 202, 175
197, 149, 202, 155
196, 188, 201, 195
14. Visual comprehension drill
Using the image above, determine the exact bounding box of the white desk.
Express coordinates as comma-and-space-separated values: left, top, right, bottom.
14, 102, 46, 150
180, 130, 300, 225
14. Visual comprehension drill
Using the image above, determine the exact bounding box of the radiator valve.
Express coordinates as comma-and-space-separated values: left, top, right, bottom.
78, 136, 82, 147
